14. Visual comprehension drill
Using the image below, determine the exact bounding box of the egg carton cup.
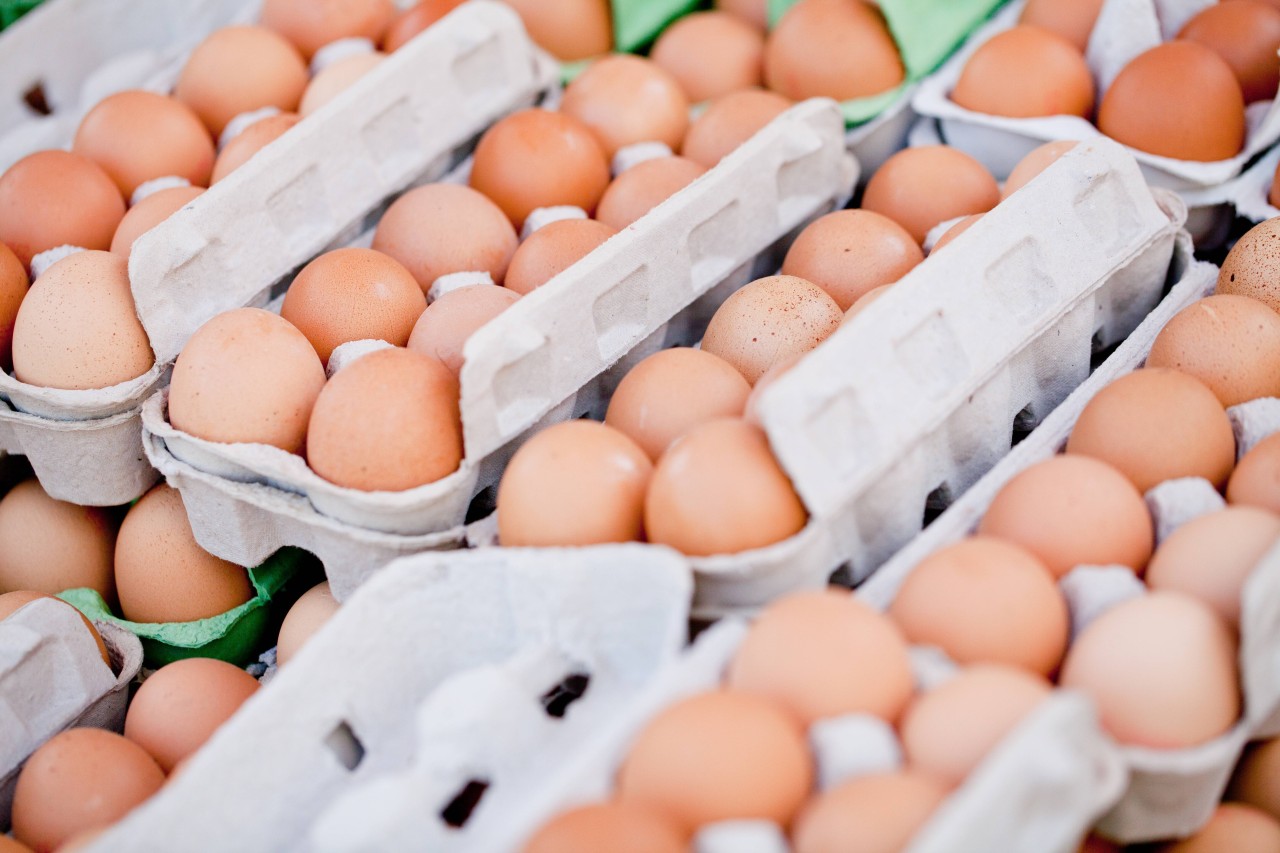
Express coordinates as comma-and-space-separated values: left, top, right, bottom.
88, 545, 694, 853
0, 597, 143, 830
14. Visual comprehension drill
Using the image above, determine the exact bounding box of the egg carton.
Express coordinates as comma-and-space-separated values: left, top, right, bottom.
1196, 141, 1280, 231
87, 544, 693, 853
857, 259, 1280, 844
0, 1, 552, 507
0, 597, 144, 830
140, 98, 858, 602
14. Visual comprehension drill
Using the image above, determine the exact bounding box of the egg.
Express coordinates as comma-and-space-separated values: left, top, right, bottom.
499, 0, 612, 62
110, 186, 205, 258
1272, 163, 1280, 209
124, 657, 259, 771
889, 537, 1069, 677
1179, 1, 1280, 103
50, 830, 103, 853
604, 347, 752, 461
781, 210, 923, 311
899, 664, 1052, 785
211, 113, 301, 183
645, 418, 808, 556
744, 353, 803, 423
406, 283, 519, 374
1230, 737, 1280, 821
1219, 217, 1280, 312
1146, 294, 1280, 407
977, 455, 1154, 578
617, 690, 813, 833
1002, 141, 1077, 199
1060, 591, 1240, 748
952, 26, 1094, 119
496, 420, 652, 547
175, 26, 309, 136
596, 156, 707, 230
0, 834, 32, 853
0, 150, 126, 268
0, 590, 111, 668
468, 109, 611, 227
114, 484, 253, 624
307, 347, 462, 491
523, 802, 687, 853
383, 0, 466, 51
280, 247, 426, 364
716, 0, 768, 30
260, 0, 394, 59
861, 146, 1000, 244
701, 275, 843, 384
0, 480, 116, 601
1159, 803, 1280, 852
930, 214, 983, 252
727, 588, 914, 726
792, 772, 951, 853
299, 52, 386, 117
765, 0, 905, 101
561, 56, 690, 158
0, 241, 29, 370
168, 308, 327, 454
1228, 433, 1280, 515
841, 285, 892, 325
11, 728, 164, 852
503, 218, 617, 295
72, 91, 215, 197
1065, 368, 1236, 493
1018, 0, 1104, 51
650, 11, 766, 103
1098, 42, 1245, 162
681, 88, 793, 168
276, 581, 339, 666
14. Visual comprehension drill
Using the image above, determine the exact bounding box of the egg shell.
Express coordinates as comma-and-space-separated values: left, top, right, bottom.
0, 150, 126, 269
597, 156, 707, 231
1271, 162, 1280, 209
52, 830, 104, 853
792, 771, 951, 853
1228, 432, 1280, 515
300, 52, 386, 117
1179, 1, 1280, 104
1158, 803, 1280, 852
561, 55, 690, 159
1002, 141, 1078, 199
930, 214, 983, 253
503, 218, 617, 295
1018, 0, 1104, 51
716, 0, 768, 30
743, 353, 803, 424
111, 186, 205, 259
523, 802, 687, 853
861, 146, 1000, 244
781, 209, 923, 310
0, 835, 32, 853
0, 241, 29, 370
406, 283, 518, 375
212, 113, 301, 183
383, 0, 467, 51
1230, 737, 1280, 822
1219, 218, 1280, 313
0, 590, 111, 668
175, 26, 309, 136
651, 11, 765, 103
260, 0, 395, 59
275, 581, 339, 666
951, 26, 1094, 119
499, 0, 612, 61
0, 479, 117, 602
681, 88, 793, 168
765, 0, 905, 102
840, 285, 891, 324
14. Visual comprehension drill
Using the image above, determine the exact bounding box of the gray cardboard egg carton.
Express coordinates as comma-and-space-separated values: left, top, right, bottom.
0, 598, 144, 830
87, 545, 694, 853
0, 1, 552, 507
857, 258, 1280, 844
1197, 142, 1280, 231
142, 98, 859, 601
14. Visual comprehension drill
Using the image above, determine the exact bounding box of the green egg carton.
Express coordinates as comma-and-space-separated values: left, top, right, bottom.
0, 0, 42, 29
60, 547, 320, 669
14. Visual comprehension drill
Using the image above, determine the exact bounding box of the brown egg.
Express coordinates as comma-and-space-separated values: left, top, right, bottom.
605, 348, 752, 461
175, 26, 309, 136
977, 455, 1154, 578
276, 581, 339, 666
1179, 1, 1280, 103
307, 347, 462, 491
1098, 42, 1245, 162
781, 210, 923, 310
1220, 217, 1280, 312
651, 11, 765, 103
1230, 738, 1280, 821
841, 285, 892, 324
1147, 294, 1280, 407
524, 802, 687, 853
406, 283, 519, 374
701, 275, 843, 384
952, 26, 1094, 119
0, 150, 126, 268
110, 186, 205, 258
211, 113, 301, 183
716, 0, 768, 30
114, 484, 253, 624
744, 353, 803, 424
930, 214, 983, 252
1019, 0, 1104, 51
617, 690, 813, 833
281, 247, 426, 364
1061, 591, 1240, 748
1272, 163, 1280, 209
596, 156, 706, 230
72, 91, 215, 197
383, 0, 466, 51
1065, 368, 1236, 493
0, 241, 30, 370
12, 728, 164, 852
12, 250, 153, 390
260, 0, 394, 59
681, 88, 793, 168
503, 218, 617, 295
124, 657, 259, 771
792, 772, 951, 853
889, 537, 1069, 677
496, 420, 652, 547
299, 52, 386, 117
561, 56, 690, 159
1002, 141, 1078, 199
499, 0, 612, 62
862, 146, 1001, 244
727, 588, 914, 725
645, 418, 807, 556
0, 833, 32, 853
765, 0, 905, 101
900, 664, 1052, 785
168, 308, 327, 454
1160, 803, 1280, 853
1229, 433, 1280, 515
0, 590, 111, 668
0, 480, 116, 601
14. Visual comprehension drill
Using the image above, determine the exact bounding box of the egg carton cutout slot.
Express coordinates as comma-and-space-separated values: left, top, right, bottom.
86, 545, 694, 853
141, 98, 858, 601
0, 597, 144, 831
859, 258, 1280, 844
0, 0, 553, 508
